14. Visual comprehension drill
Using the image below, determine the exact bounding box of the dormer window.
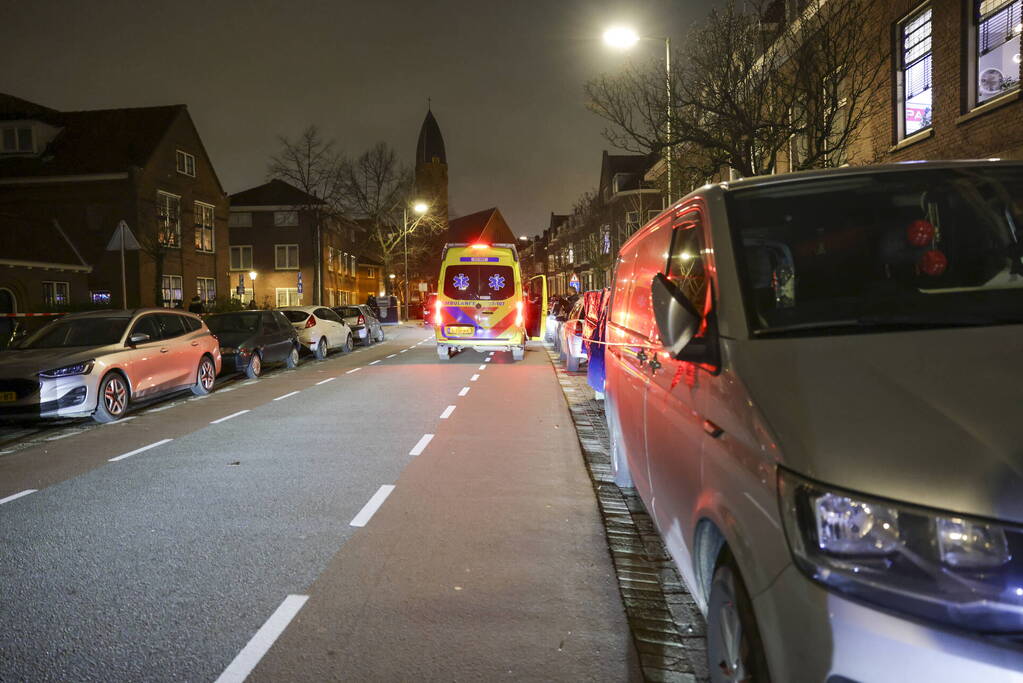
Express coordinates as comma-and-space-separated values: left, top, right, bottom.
176, 150, 196, 177
2, 126, 33, 154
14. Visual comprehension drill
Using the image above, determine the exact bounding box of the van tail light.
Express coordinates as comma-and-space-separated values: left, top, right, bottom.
357, 314, 366, 326
304, 315, 316, 328
433, 301, 443, 325
515, 300, 524, 326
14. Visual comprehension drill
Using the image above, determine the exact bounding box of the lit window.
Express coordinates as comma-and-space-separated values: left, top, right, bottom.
43, 281, 69, 306
898, 7, 934, 138
161, 275, 183, 308
194, 202, 215, 252
275, 244, 299, 270
196, 277, 216, 303
276, 288, 300, 307
157, 192, 181, 248
975, 0, 1021, 104
176, 150, 196, 177
90, 290, 111, 305
230, 245, 252, 270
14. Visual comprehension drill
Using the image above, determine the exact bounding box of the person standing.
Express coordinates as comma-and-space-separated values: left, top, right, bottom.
188, 294, 204, 315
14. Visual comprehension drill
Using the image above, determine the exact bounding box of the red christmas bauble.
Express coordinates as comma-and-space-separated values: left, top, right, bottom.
906, 219, 935, 247
919, 249, 948, 276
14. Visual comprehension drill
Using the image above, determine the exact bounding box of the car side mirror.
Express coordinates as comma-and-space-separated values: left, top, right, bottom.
128, 332, 151, 345
651, 273, 701, 358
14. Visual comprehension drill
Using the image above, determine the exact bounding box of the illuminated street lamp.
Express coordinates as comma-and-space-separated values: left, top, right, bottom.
603, 25, 673, 203
249, 270, 257, 307
403, 201, 429, 321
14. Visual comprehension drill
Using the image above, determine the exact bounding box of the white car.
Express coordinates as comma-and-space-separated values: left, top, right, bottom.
558, 298, 587, 372
278, 306, 353, 359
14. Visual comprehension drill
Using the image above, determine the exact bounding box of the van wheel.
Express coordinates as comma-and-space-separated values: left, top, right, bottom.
512, 346, 525, 362
707, 550, 771, 683
314, 337, 328, 360
192, 356, 216, 396
285, 345, 300, 369
93, 372, 129, 423
245, 352, 262, 379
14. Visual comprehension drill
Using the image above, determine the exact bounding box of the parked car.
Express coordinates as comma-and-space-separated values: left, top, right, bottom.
278, 306, 353, 359
0, 309, 221, 423
205, 310, 300, 379
545, 296, 571, 350
604, 161, 1023, 682
332, 305, 384, 345
558, 297, 587, 372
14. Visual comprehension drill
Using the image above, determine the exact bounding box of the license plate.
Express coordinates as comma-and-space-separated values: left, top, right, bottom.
0, 391, 16, 403
447, 325, 475, 336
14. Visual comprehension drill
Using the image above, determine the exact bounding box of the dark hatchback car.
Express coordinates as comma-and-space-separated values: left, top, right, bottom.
205, 310, 300, 379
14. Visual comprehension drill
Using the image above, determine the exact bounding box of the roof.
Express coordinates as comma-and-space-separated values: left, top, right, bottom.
416, 109, 446, 165
0, 94, 185, 177
0, 212, 88, 269
600, 150, 660, 194
447, 207, 515, 244
229, 179, 324, 207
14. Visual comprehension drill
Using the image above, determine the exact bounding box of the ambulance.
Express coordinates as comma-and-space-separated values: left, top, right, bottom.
433, 242, 546, 360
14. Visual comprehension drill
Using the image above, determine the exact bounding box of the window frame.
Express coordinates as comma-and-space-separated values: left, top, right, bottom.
1, 126, 33, 154
161, 274, 183, 308
275, 244, 299, 270
42, 281, 69, 306
230, 245, 253, 271
175, 150, 196, 177
157, 191, 182, 249
196, 277, 216, 303
274, 211, 298, 227
194, 201, 215, 253
896, 5, 934, 140
229, 212, 252, 227
275, 287, 301, 307
969, 0, 1022, 108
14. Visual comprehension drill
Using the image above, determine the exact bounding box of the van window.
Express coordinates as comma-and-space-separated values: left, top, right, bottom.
667, 215, 708, 314
625, 224, 672, 336
443, 265, 515, 301
609, 251, 635, 328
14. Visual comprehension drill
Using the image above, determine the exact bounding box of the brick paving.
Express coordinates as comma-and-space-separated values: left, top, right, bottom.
544, 345, 709, 683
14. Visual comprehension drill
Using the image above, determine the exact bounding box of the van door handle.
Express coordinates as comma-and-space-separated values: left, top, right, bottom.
703, 419, 724, 438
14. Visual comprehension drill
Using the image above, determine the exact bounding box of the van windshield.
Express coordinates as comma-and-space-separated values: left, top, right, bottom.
727, 167, 1023, 336
443, 265, 515, 301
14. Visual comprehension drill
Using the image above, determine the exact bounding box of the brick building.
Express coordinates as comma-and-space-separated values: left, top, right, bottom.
0, 213, 91, 312
228, 179, 363, 308
0, 93, 229, 309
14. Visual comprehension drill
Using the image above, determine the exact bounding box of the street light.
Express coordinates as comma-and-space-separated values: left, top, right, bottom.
603, 25, 673, 204
403, 201, 429, 322
249, 270, 257, 308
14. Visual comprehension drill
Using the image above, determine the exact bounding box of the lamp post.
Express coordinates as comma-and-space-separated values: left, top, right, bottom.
248, 270, 257, 308
402, 201, 429, 321
603, 26, 673, 204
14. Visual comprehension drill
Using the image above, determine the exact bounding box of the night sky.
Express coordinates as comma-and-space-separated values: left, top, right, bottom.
1, 0, 719, 237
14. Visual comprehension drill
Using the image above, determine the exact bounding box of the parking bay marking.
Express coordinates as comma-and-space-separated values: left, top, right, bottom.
440, 405, 455, 419
0, 489, 37, 505
409, 433, 434, 456
316, 377, 336, 385
211, 410, 250, 425
215, 594, 309, 683
350, 485, 396, 527
109, 438, 173, 462
458, 387, 470, 397
273, 391, 300, 401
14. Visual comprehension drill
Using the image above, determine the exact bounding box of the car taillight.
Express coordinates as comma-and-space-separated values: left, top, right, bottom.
515, 300, 524, 326
357, 314, 365, 326
304, 315, 316, 328
433, 300, 442, 325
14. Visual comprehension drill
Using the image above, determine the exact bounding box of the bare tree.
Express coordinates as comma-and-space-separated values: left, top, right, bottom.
586, 0, 886, 181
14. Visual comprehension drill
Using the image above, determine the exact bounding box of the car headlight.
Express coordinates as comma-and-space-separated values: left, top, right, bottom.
39, 361, 94, 379
779, 468, 1023, 633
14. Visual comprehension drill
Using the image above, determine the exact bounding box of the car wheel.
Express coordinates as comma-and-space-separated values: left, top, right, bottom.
285, 345, 300, 369
364, 330, 374, 345
376, 328, 385, 342
342, 335, 353, 353
192, 355, 216, 396
512, 346, 525, 362
314, 337, 328, 360
245, 352, 262, 379
93, 372, 129, 423
566, 352, 580, 372
707, 550, 771, 683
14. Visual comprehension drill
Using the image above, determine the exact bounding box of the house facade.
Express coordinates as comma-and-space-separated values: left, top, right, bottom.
0, 93, 229, 310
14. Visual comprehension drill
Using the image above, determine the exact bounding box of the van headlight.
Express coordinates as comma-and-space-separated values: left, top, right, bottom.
39, 361, 94, 379
779, 468, 1023, 633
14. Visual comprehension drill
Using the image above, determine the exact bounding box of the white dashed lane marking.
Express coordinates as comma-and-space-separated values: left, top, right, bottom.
215, 594, 309, 683
0, 489, 37, 505
346, 368, 362, 374
316, 377, 336, 385
273, 391, 300, 401
458, 387, 470, 396
109, 438, 173, 462
470, 374, 480, 381
350, 485, 396, 527
387, 354, 397, 359
439, 405, 455, 419
478, 365, 486, 370
409, 434, 434, 456
211, 410, 250, 424
369, 360, 381, 365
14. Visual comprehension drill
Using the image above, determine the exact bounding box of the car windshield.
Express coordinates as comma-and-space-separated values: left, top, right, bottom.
280, 310, 310, 323
727, 168, 1023, 336
15, 317, 130, 349
442, 265, 515, 301
205, 313, 260, 334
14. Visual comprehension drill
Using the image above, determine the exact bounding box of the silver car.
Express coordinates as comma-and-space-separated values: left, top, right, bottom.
332, 305, 384, 345
604, 161, 1023, 682
0, 309, 221, 423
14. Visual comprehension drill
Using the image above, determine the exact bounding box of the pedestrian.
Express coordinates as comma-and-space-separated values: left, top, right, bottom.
188, 294, 204, 314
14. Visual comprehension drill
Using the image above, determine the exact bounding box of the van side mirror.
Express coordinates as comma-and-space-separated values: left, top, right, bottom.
651, 273, 701, 357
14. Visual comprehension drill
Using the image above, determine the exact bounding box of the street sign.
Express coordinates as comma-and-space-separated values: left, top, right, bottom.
105, 220, 140, 251
569, 273, 581, 291
297, 271, 303, 294
418, 282, 428, 292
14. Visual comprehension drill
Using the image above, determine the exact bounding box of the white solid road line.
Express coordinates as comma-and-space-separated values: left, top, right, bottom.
215, 594, 310, 683
350, 485, 396, 527
105, 416, 136, 425
0, 489, 37, 505
316, 377, 336, 385
109, 438, 173, 462
273, 391, 300, 401
211, 410, 250, 425
409, 433, 434, 456
345, 367, 362, 374
387, 354, 397, 358
470, 374, 480, 381
439, 405, 455, 419
458, 387, 470, 396
369, 360, 381, 365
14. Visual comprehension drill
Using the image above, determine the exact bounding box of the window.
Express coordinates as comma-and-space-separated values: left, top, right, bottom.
898, 7, 933, 139
161, 275, 183, 307
625, 211, 641, 233
194, 202, 215, 252
274, 211, 298, 226
90, 290, 111, 305
156, 313, 186, 339
42, 281, 69, 306
601, 226, 611, 255
229, 212, 252, 227
1, 126, 33, 153
327, 247, 334, 272
197, 277, 216, 303
157, 192, 181, 248
276, 288, 301, 307
442, 265, 515, 301
230, 245, 252, 270
176, 150, 196, 177
275, 244, 299, 269
975, 0, 1022, 104
666, 215, 709, 315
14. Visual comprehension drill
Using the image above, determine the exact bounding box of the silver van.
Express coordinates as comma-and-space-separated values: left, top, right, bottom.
604, 161, 1023, 682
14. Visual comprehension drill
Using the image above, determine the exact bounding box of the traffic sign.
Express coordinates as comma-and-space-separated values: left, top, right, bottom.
297, 271, 303, 294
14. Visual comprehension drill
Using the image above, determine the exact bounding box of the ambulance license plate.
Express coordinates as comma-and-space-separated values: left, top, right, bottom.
0, 391, 16, 403
447, 326, 475, 336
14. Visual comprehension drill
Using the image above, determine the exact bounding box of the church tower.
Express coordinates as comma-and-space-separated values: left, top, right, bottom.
415, 108, 449, 224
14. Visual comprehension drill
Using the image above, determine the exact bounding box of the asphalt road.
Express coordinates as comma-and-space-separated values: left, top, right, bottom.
0, 325, 639, 682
